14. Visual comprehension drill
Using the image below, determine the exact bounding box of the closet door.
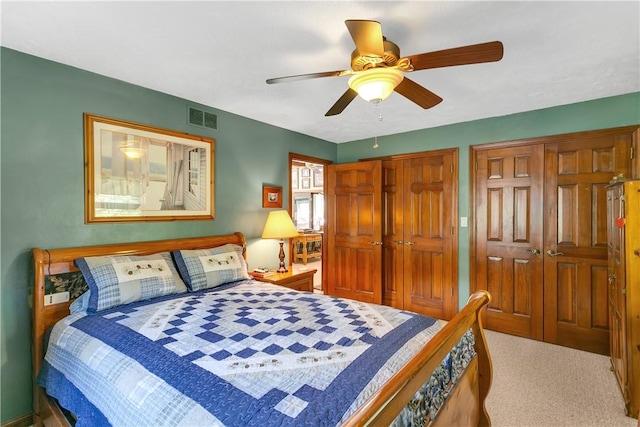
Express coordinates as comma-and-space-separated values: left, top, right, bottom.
402, 151, 459, 320
473, 126, 636, 354
325, 160, 382, 303
381, 159, 404, 309
543, 134, 632, 355
474, 144, 545, 340
381, 149, 459, 319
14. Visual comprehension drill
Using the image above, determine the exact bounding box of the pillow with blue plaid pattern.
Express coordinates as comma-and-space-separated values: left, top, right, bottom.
172, 244, 250, 292
74, 252, 187, 314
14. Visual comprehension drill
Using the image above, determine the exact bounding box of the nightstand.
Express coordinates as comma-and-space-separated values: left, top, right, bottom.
251, 269, 316, 292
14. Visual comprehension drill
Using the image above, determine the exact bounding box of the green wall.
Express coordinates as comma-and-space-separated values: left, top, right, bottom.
337, 92, 640, 309
0, 47, 337, 423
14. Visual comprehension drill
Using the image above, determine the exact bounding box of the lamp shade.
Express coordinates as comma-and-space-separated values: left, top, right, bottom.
348, 68, 404, 103
261, 210, 299, 239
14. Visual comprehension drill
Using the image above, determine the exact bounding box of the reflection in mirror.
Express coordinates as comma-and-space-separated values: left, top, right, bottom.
99, 131, 202, 214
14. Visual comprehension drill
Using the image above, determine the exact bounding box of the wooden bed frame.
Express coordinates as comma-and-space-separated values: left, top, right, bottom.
32, 232, 493, 427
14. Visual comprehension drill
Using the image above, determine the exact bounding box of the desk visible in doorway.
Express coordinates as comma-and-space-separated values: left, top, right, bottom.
294, 233, 322, 264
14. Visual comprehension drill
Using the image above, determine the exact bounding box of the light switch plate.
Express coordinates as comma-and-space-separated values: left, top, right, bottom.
460, 217, 468, 227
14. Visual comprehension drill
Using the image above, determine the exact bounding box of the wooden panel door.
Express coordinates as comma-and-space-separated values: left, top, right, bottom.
473, 126, 636, 353
381, 159, 404, 309
543, 134, 632, 354
326, 160, 382, 303
402, 152, 458, 320
474, 144, 545, 340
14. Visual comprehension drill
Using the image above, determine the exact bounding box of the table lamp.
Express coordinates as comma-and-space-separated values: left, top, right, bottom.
261, 210, 299, 273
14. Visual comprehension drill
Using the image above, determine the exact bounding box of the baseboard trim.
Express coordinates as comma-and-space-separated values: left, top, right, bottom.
1, 413, 33, 427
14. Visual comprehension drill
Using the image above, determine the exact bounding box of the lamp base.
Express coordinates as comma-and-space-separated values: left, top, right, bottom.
277, 239, 289, 273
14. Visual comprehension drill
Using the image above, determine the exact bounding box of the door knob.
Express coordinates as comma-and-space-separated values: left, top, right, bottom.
368, 241, 382, 246
393, 240, 403, 245
546, 250, 565, 257
405, 241, 415, 246
524, 248, 541, 255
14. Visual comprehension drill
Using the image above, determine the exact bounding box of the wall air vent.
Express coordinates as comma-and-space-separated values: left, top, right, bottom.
188, 106, 217, 130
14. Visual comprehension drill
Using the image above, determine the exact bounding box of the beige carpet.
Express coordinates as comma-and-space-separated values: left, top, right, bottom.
484, 330, 636, 427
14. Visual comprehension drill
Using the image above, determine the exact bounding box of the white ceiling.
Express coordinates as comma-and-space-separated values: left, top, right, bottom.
2, 1, 638, 144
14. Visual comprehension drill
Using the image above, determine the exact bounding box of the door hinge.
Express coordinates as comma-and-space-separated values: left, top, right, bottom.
451, 288, 454, 296
450, 164, 454, 174
451, 227, 455, 235
631, 146, 635, 160
475, 161, 478, 171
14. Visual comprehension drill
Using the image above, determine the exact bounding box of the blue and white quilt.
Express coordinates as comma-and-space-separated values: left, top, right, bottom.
39, 280, 469, 426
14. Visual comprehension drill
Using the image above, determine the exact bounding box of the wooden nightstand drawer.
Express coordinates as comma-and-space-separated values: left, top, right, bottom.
250, 269, 316, 292
282, 276, 313, 292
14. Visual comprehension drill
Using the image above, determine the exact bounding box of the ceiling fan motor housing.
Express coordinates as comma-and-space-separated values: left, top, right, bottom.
350, 39, 401, 71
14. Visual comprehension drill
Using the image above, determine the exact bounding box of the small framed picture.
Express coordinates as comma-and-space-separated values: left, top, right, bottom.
312, 168, 323, 187
263, 185, 282, 208
301, 178, 310, 189
300, 168, 311, 178
292, 169, 298, 190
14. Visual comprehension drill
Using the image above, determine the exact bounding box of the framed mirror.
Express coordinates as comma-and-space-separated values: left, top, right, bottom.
84, 113, 215, 223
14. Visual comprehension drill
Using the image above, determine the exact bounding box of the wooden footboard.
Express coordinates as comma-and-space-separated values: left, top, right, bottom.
32, 232, 492, 427
343, 291, 493, 427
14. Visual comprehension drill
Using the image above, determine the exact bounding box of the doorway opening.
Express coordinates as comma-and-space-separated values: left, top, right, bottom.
288, 153, 331, 293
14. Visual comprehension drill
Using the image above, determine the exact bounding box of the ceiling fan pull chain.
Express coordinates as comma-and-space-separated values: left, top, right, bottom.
374, 101, 384, 122
371, 102, 382, 149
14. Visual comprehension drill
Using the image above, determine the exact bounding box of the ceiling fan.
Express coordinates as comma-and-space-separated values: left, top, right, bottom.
266, 20, 504, 116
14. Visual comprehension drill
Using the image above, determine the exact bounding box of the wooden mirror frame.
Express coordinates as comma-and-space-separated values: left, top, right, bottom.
84, 113, 215, 223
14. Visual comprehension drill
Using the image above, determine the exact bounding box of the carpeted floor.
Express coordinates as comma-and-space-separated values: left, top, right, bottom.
484, 330, 637, 427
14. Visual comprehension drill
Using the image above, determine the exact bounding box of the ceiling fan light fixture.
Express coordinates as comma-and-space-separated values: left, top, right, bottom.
120, 136, 147, 159
121, 147, 145, 159
348, 68, 404, 103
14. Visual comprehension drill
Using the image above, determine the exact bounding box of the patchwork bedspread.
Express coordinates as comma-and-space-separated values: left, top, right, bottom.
39, 280, 472, 426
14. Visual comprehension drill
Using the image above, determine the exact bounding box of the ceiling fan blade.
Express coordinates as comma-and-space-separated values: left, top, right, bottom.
325, 88, 358, 116
266, 70, 349, 84
345, 20, 385, 58
404, 41, 504, 71
394, 78, 443, 109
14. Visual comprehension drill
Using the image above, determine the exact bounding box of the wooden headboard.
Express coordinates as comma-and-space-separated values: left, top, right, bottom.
31, 232, 247, 424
